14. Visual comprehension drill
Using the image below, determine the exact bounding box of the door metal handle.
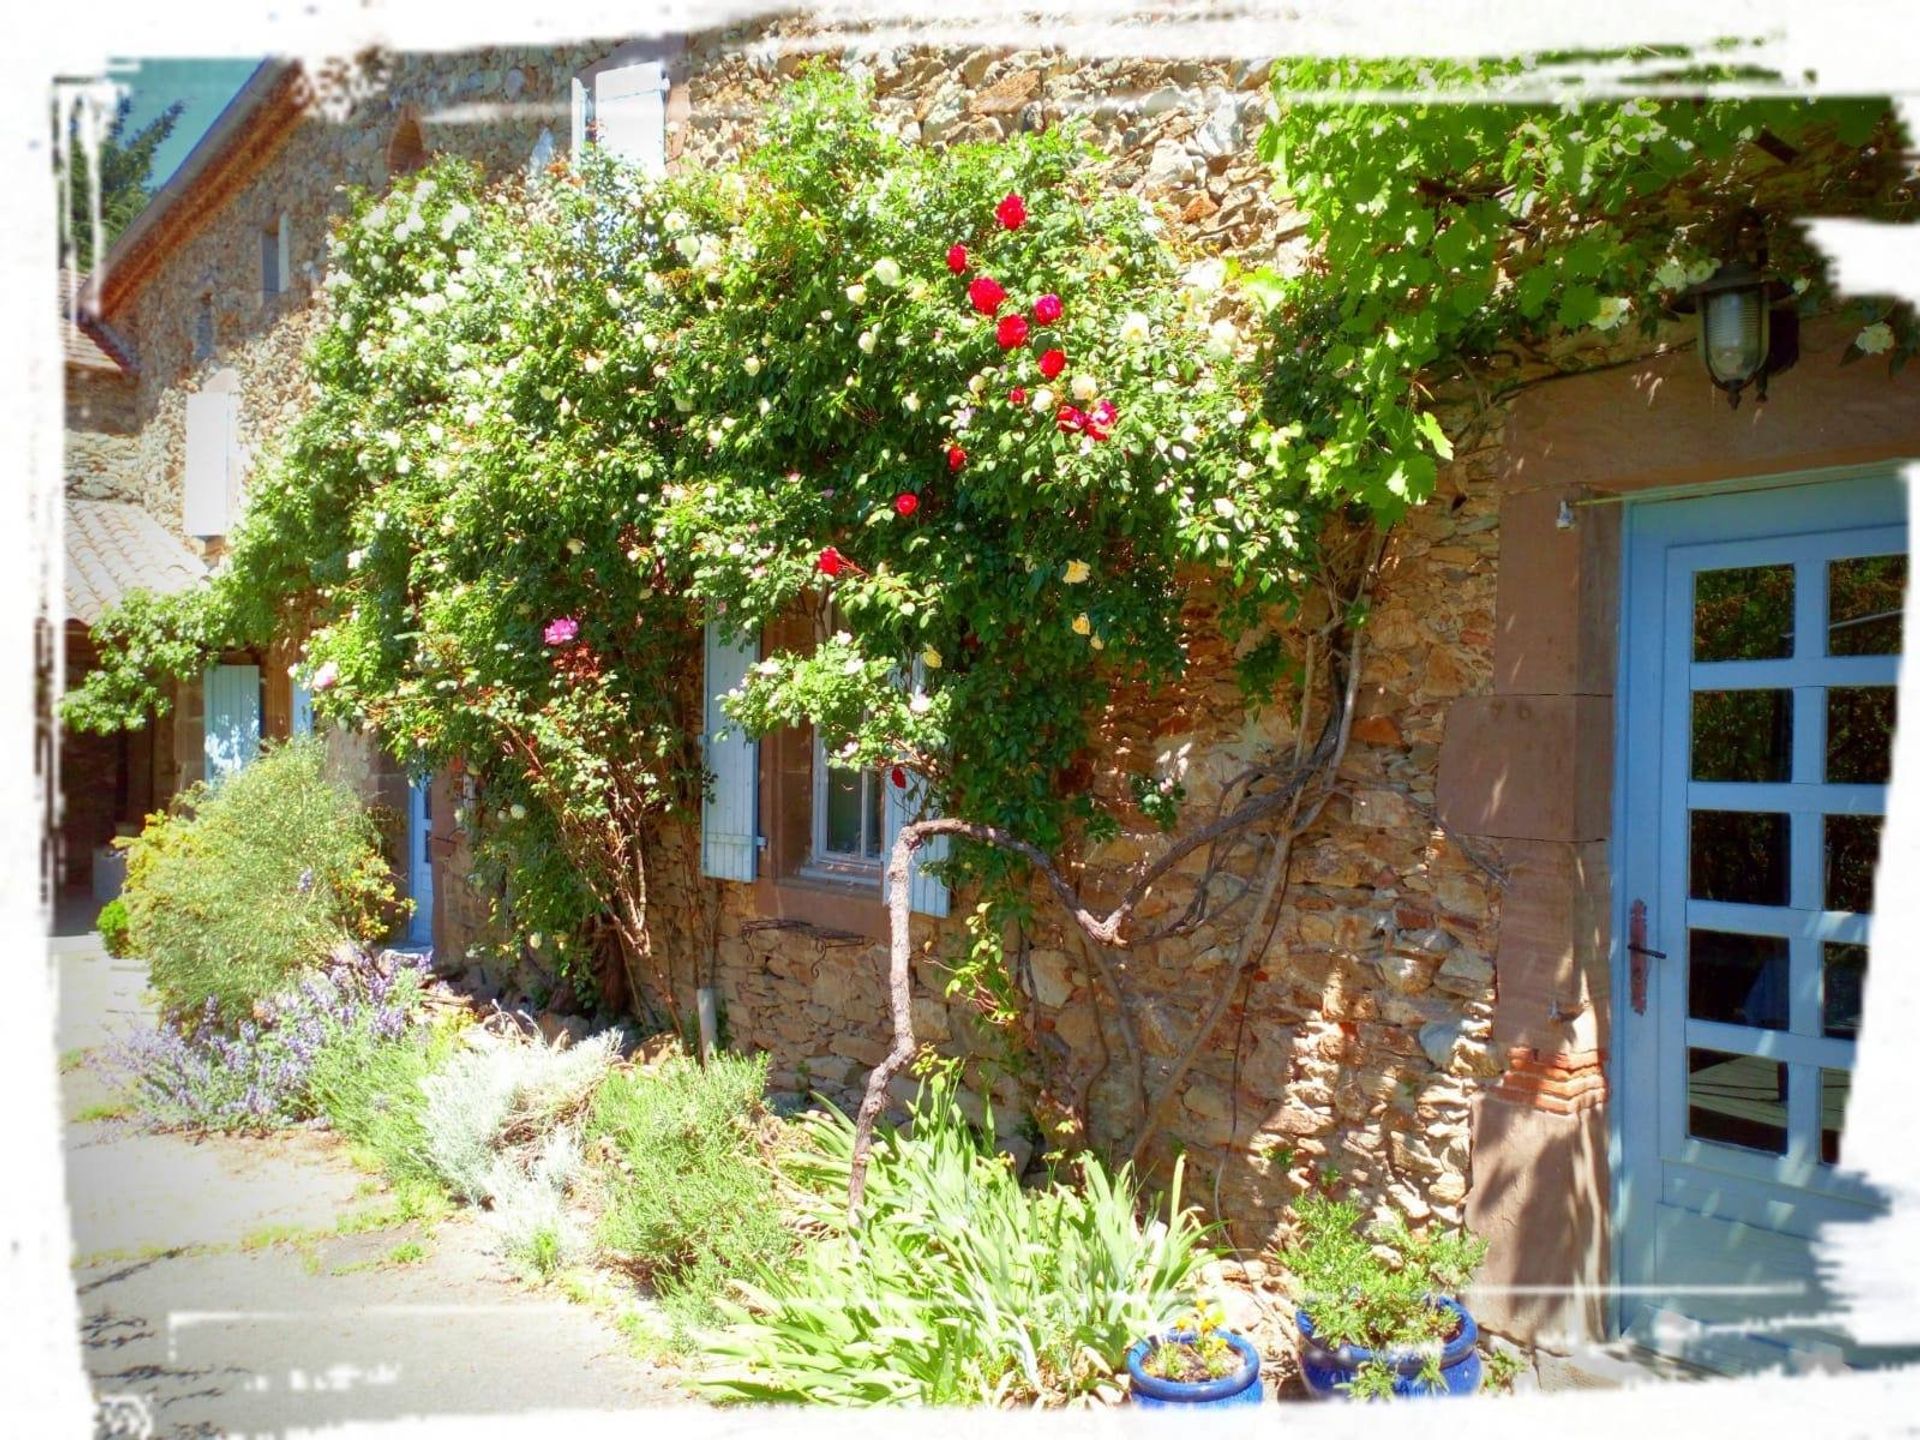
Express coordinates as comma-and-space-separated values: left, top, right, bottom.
1628, 899, 1665, 1014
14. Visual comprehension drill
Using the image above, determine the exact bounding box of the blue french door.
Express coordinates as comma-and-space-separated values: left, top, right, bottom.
1614, 466, 1907, 1371
203, 664, 262, 784
407, 776, 434, 946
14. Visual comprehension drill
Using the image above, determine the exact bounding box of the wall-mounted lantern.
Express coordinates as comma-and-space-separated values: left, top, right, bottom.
1673, 214, 1794, 409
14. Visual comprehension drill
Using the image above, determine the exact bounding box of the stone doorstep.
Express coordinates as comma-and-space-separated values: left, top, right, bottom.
1533, 1340, 1716, 1390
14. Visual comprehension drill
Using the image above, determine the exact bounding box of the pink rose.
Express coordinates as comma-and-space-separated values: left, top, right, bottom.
542, 616, 581, 646
1033, 294, 1062, 325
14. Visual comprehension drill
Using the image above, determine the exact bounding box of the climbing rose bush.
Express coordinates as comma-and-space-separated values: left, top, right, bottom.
66, 70, 1325, 966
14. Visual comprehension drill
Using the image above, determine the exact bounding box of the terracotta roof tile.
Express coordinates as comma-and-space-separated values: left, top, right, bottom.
58, 269, 136, 376
65, 499, 206, 627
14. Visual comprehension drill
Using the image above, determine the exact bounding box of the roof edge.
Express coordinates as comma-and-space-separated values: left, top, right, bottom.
82, 59, 302, 319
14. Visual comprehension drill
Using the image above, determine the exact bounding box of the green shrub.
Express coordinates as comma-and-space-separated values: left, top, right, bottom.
698, 1081, 1215, 1407
96, 897, 132, 958
1279, 1191, 1489, 1397
120, 737, 401, 1019
306, 1016, 463, 1190
587, 1052, 791, 1340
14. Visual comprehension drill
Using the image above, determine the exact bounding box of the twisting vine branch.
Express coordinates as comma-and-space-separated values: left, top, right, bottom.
846, 531, 1387, 1214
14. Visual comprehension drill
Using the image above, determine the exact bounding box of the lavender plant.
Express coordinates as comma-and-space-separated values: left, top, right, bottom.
104, 948, 430, 1133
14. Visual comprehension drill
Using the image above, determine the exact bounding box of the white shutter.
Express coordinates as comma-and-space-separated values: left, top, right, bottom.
290, 679, 315, 736
569, 76, 589, 156
594, 61, 668, 173
183, 387, 236, 537
204, 664, 262, 783
701, 620, 760, 881
881, 659, 949, 917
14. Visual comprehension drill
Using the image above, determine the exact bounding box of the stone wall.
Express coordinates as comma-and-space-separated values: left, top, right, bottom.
64, 367, 141, 501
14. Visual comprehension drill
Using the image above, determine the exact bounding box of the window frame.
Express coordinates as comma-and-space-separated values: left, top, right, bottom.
805, 734, 885, 884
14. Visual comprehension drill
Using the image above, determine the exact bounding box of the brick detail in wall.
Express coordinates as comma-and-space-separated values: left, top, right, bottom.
1488, 1047, 1606, 1115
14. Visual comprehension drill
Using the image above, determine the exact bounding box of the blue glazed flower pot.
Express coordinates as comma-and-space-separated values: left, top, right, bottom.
1126, 1329, 1264, 1409
1295, 1297, 1483, 1399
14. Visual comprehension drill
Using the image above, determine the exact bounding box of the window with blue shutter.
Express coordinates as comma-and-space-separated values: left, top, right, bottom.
290, 678, 314, 737
701, 621, 760, 881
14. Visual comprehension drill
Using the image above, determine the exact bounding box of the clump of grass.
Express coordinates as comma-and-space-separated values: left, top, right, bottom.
586, 1052, 792, 1342
73, 1101, 131, 1123
386, 1240, 427, 1267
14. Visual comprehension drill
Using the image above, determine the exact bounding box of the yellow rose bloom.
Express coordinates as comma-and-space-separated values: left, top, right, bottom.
1064, 560, 1091, 584
1072, 614, 1091, 637
921, 647, 943, 670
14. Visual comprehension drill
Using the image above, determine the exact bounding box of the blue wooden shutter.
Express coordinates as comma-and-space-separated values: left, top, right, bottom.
701, 621, 759, 881
881, 659, 949, 917
204, 664, 261, 783
290, 678, 314, 736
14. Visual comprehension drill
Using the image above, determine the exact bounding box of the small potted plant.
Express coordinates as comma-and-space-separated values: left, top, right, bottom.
1280, 1191, 1488, 1400
1125, 1299, 1265, 1409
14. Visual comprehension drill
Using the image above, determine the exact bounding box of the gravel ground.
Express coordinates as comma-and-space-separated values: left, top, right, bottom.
56, 935, 689, 1437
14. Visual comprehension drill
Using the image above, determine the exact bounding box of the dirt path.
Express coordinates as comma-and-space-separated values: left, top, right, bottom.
57, 936, 690, 1437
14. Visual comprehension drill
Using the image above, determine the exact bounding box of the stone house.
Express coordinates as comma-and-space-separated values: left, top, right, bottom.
61, 19, 1917, 1379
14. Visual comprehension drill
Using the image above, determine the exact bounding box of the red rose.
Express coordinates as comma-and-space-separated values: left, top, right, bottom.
817, 546, 848, 577
947, 445, 967, 472
996, 313, 1030, 349
995, 193, 1027, 230
1009, 386, 1027, 405
967, 276, 1006, 315
946, 244, 968, 274
1038, 348, 1066, 380
1086, 398, 1118, 440
891, 765, 908, 790
1033, 293, 1062, 325
1056, 405, 1087, 434
894, 491, 920, 518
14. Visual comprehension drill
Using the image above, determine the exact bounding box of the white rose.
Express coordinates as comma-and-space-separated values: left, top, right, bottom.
872, 257, 903, 287
858, 330, 877, 354
675, 234, 702, 265
744, 355, 762, 376
510, 803, 527, 820
1071, 373, 1099, 402
846, 282, 867, 305
1654, 259, 1689, 291
1856, 321, 1895, 356
1207, 318, 1238, 355
902, 394, 921, 413
1031, 387, 1055, 414
1118, 310, 1151, 345
1184, 258, 1227, 294
1592, 296, 1631, 332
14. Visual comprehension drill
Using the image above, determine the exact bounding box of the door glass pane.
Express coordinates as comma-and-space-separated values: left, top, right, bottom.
1822, 942, 1867, 1040
1688, 930, 1789, 1030
1694, 565, 1795, 661
824, 766, 864, 855
1823, 813, 1882, 914
1688, 1048, 1788, 1155
1690, 810, 1790, 905
1691, 690, 1792, 782
1826, 686, 1897, 785
1820, 1068, 1852, 1165
1828, 555, 1905, 656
